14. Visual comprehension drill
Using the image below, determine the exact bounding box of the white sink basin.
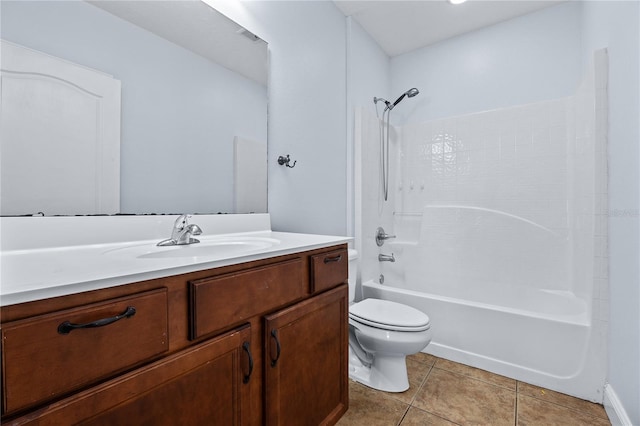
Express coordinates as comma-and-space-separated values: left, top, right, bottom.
104, 236, 280, 260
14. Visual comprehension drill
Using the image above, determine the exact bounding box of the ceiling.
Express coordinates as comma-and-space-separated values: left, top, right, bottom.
89, 1, 565, 80
334, 0, 565, 57
89, 1, 267, 85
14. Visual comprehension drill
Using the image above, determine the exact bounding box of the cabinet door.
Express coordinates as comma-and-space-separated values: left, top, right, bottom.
264, 285, 348, 426
4, 325, 254, 426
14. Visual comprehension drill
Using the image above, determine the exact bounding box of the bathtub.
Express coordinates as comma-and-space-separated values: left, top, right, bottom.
362, 277, 605, 402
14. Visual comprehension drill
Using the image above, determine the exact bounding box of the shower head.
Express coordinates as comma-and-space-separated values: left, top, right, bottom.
406, 87, 420, 97
389, 88, 419, 110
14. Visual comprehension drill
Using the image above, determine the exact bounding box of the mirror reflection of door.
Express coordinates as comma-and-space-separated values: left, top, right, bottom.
1, 40, 121, 216
1, 0, 268, 216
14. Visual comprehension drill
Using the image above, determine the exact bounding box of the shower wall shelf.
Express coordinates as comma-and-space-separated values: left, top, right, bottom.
393, 211, 423, 216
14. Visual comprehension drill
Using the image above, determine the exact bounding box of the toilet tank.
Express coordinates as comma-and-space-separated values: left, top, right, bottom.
348, 249, 358, 303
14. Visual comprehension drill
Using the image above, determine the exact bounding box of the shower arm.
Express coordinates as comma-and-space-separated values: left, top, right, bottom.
374, 97, 391, 111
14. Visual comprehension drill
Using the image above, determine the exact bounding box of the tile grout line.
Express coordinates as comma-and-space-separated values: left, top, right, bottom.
343, 357, 610, 426
396, 405, 411, 426
517, 380, 609, 421
514, 383, 519, 426
405, 404, 465, 426
409, 361, 435, 406
430, 365, 517, 392
517, 392, 611, 422
399, 361, 432, 424
418, 364, 518, 426
395, 357, 436, 408
517, 381, 611, 424
406, 362, 467, 425
433, 360, 609, 424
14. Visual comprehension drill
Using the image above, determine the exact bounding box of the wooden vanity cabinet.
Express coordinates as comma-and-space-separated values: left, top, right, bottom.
264, 285, 348, 426
2, 288, 169, 414
1, 244, 349, 426
189, 257, 307, 340
8, 325, 253, 425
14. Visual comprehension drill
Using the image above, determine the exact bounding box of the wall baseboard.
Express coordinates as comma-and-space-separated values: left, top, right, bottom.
604, 384, 633, 426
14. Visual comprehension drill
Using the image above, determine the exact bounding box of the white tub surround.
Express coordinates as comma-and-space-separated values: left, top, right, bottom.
0, 213, 351, 306
354, 50, 608, 402
363, 279, 598, 401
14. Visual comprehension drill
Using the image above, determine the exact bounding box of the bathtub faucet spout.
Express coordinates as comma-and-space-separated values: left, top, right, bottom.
378, 253, 395, 262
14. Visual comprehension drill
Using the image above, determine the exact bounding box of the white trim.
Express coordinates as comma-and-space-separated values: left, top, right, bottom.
604, 384, 633, 426
346, 16, 354, 239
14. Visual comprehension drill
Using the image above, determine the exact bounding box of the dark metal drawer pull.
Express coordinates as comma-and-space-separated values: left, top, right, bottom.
270, 329, 281, 367
323, 255, 342, 264
242, 341, 254, 384
57, 306, 136, 335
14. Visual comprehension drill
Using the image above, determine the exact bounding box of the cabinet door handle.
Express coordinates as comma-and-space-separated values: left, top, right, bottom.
57, 306, 136, 335
242, 341, 253, 384
270, 329, 281, 367
323, 255, 342, 264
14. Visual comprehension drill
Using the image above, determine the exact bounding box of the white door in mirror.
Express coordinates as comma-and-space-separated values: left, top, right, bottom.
0, 40, 121, 216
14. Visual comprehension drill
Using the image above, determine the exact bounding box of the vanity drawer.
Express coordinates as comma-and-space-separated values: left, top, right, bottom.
310, 248, 348, 293
190, 258, 305, 339
1, 288, 169, 415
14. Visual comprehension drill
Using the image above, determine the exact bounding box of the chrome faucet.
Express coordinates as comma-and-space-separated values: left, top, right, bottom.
157, 214, 203, 246
378, 253, 395, 262
375, 227, 396, 246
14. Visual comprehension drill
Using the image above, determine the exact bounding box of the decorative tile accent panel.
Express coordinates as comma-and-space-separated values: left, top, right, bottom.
395, 98, 572, 294
398, 99, 570, 231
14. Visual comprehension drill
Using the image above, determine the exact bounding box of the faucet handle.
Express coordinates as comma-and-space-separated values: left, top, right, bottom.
375, 227, 396, 246
174, 214, 190, 229
186, 224, 202, 236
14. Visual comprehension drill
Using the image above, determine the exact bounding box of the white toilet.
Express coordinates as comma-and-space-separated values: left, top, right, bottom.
347, 249, 432, 392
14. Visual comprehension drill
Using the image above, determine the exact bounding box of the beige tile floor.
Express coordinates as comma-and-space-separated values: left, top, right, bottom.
337, 353, 611, 426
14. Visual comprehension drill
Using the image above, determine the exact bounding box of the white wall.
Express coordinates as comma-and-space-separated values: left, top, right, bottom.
1, 1, 267, 215
4, 0, 635, 414
379, 1, 639, 417
390, 1, 583, 125
347, 18, 391, 242
581, 2, 640, 424
348, 20, 391, 117
215, 1, 348, 236
214, 4, 638, 418
347, 19, 391, 286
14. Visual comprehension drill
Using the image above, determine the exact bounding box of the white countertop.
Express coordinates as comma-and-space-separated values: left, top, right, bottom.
0, 214, 350, 306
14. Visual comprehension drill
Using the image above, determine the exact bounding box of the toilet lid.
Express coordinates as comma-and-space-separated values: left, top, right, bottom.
349, 299, 430, 332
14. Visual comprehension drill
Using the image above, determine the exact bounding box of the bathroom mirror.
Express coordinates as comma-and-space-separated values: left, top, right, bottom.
0, 0, 268, 216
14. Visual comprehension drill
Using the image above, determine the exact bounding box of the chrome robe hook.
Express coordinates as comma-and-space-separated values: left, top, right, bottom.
277, 154, 296, 168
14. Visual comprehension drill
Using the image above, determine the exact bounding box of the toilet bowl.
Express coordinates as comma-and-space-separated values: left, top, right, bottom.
347, 250, 432, 392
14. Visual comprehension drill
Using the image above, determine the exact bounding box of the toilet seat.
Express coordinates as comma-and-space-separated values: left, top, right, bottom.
349, 299, 430, 332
